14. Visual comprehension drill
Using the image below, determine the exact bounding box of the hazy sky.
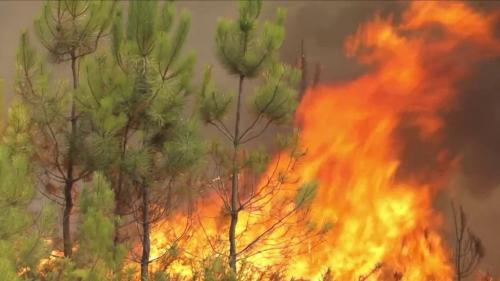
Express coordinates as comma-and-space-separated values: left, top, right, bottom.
0, 1, 499, 278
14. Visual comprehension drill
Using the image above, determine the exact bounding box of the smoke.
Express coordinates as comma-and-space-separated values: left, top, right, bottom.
394, 31, 500, 199
279, 2, 500, 199
278, 1, 500, 199
280, 1, 406, 82
443, 57, 500, 196
0, 1, 41, 102
395, 39, 500, 193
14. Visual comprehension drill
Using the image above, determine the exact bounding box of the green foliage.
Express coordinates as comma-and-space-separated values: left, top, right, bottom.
295, 181, 318, 207
78, 1, 204, 280
0, 79, 3, 123
35, 1, 116, 61
76, 55, 132, 170
198, 0, 299, 128
243, 147, 270, 175
215, 0, 286, 77
76, 173, 126, 280
5, 0, 316, 278
0, 89, 55, 279
87, 0, 202, 178
18, 0, 118, 180
197, 0, 309, 273
16, 0, 118, 260
198, 67, 233, 124
16, 32, 68, 128
158, 1, 175, 34
162, 120, 204, 174
252, 63, 301, 124
41, 258, 78, 281
275, 129, 300, 150
126, 1, 158, 56
3, 103, 32, 154
155, 11, 192, 75
202, 256, 237, 281
0, 103, 33, 281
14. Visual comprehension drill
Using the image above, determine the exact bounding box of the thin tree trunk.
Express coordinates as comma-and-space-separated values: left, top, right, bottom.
113, 121, 130, 254
229, 74, 244, 272
456, 234, 462, 281
299, 39, 307, 99
63, 54, 79, 257
141, 179, 150, 281
63, 177, 73, 257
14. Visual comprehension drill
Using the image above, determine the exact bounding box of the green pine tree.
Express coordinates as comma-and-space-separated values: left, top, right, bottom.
76, 1, 203, 280
39, 173, 128, 281
15, 0, 116, 258
197, 0, 315, 274
73, 173, 125, 281
0, 81, 56, 281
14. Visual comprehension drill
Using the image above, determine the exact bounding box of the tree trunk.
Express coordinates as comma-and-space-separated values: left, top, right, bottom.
63, 178, 73, 257
113, 122, 130, 254
229, 74, 244, 272
141, 179, 150, 281
63, 55, 79, 257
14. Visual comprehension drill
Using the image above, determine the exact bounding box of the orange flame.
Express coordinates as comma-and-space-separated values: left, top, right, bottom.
149, 2, 500, 280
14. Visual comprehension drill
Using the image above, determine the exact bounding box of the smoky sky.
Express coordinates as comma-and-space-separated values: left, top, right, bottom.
280, 1, 406, 83
392, 11, 500, 198
280, 1, 500, 201
442, 57, 500, 196
1, 1, 500, 278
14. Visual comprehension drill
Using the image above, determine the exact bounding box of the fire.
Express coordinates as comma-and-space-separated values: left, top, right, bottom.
285, 2, 499, 279
145, 2, 500, 280
23, 1, 500, 279
283, 2, 499, 280
23, 2, 492, 280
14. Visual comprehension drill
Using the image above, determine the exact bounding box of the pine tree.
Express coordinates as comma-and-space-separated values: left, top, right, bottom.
0, 81, 55, 280
73, 173, 124, 281
39, 173, 127, 281
77, 1, 203, 280
15, 0, 116, 257
197, 0, 316, 274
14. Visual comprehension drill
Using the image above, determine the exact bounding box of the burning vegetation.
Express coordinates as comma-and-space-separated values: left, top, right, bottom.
0, 0, 500, 281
